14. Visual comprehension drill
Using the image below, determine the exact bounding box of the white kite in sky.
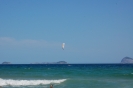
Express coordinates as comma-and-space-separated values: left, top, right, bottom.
62, 43, 65, 50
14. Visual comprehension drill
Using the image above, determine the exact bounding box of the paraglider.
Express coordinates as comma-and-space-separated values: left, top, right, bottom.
62, 43, 65, 50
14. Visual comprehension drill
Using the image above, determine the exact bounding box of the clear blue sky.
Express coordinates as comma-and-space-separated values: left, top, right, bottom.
0, 0, 133, 64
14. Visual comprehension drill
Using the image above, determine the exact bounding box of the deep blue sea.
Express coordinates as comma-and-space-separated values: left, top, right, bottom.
0, 64, 133, 88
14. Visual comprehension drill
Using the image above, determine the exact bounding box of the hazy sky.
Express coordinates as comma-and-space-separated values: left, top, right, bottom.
0, 0, 133, 64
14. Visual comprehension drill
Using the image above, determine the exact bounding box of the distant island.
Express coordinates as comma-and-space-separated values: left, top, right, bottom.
31, 61, 67, 64
2, 62, 11, 64
121, 57, 133, 64
2, 58, 133, 64
1, 61, 67, 64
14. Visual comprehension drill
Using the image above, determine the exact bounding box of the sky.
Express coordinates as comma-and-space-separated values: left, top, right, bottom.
0, 0, 133, 64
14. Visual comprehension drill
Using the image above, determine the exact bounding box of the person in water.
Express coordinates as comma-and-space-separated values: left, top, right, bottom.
50, 84, 53, 88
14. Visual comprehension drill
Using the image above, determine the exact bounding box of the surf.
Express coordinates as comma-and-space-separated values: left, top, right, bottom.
0, 78, 66, 86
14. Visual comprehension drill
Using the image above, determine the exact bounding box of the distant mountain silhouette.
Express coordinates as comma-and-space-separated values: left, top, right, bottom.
56, 61, 67, 64
31, 61, 67, 64
121, 57, 133, 64
2, 62, 11, 64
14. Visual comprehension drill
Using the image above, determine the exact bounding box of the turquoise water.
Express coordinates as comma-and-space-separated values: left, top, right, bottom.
0, 64, 133, 88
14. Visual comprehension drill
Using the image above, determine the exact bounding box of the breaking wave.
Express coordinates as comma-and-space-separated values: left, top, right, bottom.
0, 78, 66, 86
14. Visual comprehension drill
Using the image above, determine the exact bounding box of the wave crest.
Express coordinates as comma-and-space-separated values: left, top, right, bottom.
0, 78, 66, 86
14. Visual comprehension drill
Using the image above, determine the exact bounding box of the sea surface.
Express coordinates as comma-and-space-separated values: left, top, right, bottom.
0, 64, 133, 88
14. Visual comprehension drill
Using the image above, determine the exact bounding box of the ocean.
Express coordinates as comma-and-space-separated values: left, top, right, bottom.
0, 64, 133, 88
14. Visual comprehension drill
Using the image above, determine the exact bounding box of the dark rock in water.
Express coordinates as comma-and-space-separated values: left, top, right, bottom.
121, 57, 133, 64
2, 62, 11, 64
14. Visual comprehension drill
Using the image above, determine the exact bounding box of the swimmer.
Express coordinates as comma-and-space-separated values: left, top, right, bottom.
50, 84, 53, 88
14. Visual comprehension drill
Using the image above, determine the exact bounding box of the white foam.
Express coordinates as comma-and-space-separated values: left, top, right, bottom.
0, 78, 66, 86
